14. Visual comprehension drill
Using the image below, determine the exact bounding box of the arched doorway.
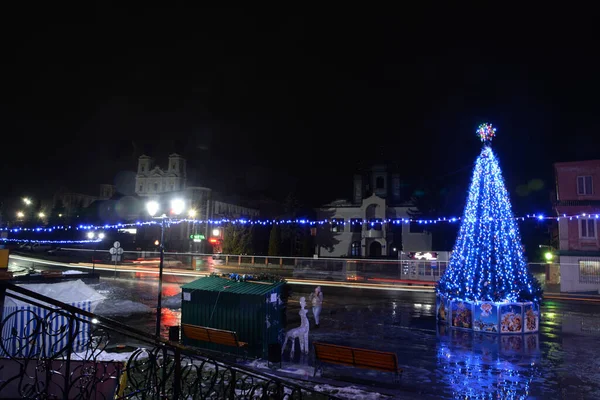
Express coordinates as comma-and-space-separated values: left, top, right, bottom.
369, 241, 382, 257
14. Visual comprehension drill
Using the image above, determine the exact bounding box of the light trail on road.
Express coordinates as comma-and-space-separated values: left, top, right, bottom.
10, 254, 435, 292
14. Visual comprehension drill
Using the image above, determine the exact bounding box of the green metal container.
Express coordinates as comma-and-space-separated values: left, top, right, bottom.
181, 276, 286, 359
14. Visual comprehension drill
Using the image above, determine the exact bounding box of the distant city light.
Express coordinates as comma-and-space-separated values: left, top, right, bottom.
38, 212, 45, 218
98, 233, 105, 239
16, 211, 25, 218
188, 209, 197, 218
171, 198, 185, 215
87, 232, 95, 239
146, 201, 159, 217
23, 198, 32, 205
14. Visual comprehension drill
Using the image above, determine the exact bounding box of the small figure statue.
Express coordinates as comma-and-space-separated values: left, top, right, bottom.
309, 286, 323, 328
281, 297, 309, 357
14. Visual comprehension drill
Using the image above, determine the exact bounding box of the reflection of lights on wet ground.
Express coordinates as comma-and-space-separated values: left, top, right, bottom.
160, 308, 180, 329
436, 341, 537, 399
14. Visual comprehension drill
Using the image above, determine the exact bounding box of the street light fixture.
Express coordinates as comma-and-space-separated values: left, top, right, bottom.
147, 198, 185, 338
23, 198, 32, 206
188, 209, 197, 218
171, 198, 185, 215
38, 212, 45, 218
86, 232, 105, 271
539, 244, 555, 263
16, 211, 25, 219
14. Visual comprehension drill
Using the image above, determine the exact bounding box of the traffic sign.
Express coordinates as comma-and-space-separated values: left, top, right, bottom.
109, 247, 124, 255
110, 242, 123, 262
190, 234, 205, 240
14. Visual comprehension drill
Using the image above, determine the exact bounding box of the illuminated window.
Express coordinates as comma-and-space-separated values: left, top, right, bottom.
581, 218, 596, 238
577, 176, 593, 195
579, 260, 600, 284
331, 218, 344, 233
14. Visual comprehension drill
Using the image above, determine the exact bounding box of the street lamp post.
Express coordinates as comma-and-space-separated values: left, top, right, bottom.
147, 199, 184, 338
87, 232, 105, 272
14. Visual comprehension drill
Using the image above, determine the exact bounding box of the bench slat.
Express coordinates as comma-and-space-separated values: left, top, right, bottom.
314, 342, 402, 375
182, 324, 246, 348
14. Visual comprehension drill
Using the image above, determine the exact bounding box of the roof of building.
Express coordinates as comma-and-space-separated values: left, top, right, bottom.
181, 276, 284, 295
554, 159, 600, 167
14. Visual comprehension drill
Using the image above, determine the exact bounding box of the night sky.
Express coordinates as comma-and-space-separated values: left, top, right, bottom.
2, 7, 598, 214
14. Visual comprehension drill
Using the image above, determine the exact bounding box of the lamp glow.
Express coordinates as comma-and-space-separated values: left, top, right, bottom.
87, 232, 95, 239
16, 211, 24, 218
98, 233, 105, 239
146, 201, 159, 217
188, 209, 197, 218
171, 198, 185, 215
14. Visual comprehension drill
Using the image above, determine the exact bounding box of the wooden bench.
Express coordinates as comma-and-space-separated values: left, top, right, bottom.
313, 342, 402, 382
182, 324, 247, 357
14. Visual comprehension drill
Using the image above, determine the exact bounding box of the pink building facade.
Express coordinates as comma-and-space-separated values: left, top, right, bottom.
554, 160, 600, 292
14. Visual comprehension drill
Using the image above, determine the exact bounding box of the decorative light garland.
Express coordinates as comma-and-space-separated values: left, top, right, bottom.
0, 212, 597, 234
0, 238, 101, 244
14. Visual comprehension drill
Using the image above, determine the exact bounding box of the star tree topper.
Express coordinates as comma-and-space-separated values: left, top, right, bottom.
477, 123, 497, 145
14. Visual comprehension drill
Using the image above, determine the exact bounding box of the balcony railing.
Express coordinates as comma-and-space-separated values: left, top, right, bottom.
0, 282, 338, 400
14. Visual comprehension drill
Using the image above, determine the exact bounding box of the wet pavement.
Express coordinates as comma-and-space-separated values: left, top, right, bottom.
30, 274, 600, 399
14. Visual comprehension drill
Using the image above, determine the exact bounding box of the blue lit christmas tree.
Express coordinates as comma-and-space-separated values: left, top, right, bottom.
436, 124, 542, 304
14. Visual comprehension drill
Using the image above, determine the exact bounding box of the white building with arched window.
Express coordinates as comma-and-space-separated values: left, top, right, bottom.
316, 166, 432, 258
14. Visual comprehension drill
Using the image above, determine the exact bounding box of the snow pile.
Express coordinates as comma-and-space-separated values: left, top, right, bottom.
6, 279, 106, 312
62, 270, 85, 275
162, 295, 181, 309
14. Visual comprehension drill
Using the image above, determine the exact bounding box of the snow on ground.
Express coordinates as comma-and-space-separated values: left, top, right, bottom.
70, 348, 142, 362
94, 299, 152, 316
62, 270, 84, 275
246, 360, 390, 399
313, 384, 390, 399
162, 295, 181, 309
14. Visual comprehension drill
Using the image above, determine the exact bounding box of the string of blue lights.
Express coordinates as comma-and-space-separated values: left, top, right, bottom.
0, 212, 597, 234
